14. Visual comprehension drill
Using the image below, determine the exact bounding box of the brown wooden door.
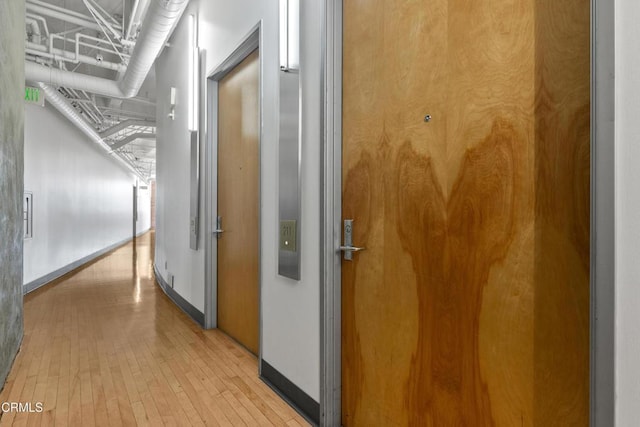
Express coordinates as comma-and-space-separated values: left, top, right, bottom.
217, 49, 260, 355
341, 0, 590, 425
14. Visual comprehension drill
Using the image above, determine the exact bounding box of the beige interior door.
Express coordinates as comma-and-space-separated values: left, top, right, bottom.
217, 49, 260, 355
341, 0, 590, 425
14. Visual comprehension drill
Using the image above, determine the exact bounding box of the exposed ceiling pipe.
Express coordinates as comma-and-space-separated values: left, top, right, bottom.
125, 0, 141, 40
28, 0, 119, 25
129, 96, 156, 106
26, 61, 126, 98
100, 119, 155, 138
25, 0, 189, 99
119, 0, 187, 97
126, 0, 150, 40
98, 106, 154, 121
37, 84, 109, 149
26, 2, 107, 33
26, 14, 49, 38
38, 83, 148, 183
82, 0, 123, 41
86, 0, 122, 28
26, 41, 126, 72
25, 17, 42, 44
110, 133, 156, 150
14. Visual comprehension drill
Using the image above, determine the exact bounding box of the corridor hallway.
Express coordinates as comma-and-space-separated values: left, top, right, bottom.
0, 233, 308, 426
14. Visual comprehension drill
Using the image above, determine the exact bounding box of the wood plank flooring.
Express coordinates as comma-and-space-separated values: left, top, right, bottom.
0, 232, 308, 426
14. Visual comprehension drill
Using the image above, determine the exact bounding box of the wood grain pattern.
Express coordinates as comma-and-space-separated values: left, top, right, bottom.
217, 49, 260, 355
533, 0, 590, 424
342, 0, 589, 424
0, 232, 307, 426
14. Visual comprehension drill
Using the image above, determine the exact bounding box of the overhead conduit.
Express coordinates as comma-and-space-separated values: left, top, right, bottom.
38, 83, 148, 181
25, 0, 190, 182
26, 0, 189, 99
99, 119, 156, 139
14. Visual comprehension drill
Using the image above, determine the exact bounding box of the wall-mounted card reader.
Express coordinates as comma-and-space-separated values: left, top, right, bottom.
279, 220, 297, 252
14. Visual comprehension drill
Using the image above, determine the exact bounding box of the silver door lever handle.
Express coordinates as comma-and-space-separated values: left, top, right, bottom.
341, 219, 365, 260
339, 245, 365, 252
214, 216, 224, 238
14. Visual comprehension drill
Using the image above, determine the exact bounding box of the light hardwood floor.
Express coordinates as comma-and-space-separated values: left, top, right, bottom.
0, 232, 308, 426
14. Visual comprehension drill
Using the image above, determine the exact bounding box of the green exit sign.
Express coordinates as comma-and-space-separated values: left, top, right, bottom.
25, 86, 44, 106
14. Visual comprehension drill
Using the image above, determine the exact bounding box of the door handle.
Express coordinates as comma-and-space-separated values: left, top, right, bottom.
341, 219, 365, 261
213, 216, 224, 239
339, 245, 365, 253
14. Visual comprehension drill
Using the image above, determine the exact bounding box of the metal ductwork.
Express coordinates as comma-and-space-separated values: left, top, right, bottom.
119, 0, 187, 97
38, 83, 148, 181
26, 0, 189, 99
27, 61, 127, 98
38, 84, 109, 149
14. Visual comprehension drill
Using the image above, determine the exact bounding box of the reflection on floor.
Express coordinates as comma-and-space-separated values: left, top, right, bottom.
0, 231, 308, 426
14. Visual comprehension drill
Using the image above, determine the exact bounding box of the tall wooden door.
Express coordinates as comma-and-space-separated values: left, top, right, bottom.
217, 49, 260, 355
341, 0, 590, 425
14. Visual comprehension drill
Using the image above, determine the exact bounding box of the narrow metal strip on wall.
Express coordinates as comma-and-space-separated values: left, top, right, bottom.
189, 130, 200, 250
591, 0, 615, 424
278, 70, 301, 280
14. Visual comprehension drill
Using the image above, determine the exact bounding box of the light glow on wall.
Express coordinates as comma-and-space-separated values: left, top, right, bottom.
188, 14, 199, 132
279, 0, 299, 71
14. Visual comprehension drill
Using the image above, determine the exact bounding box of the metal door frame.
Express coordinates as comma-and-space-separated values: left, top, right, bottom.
319, 1, 342, 425
319, 0, 615, 425
133, 184, 138, 238
204, 23, 264, 364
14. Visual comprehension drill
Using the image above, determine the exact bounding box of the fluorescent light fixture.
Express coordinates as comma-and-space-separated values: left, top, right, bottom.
188, 14, 199, 132
168, 87, 176, 120
279, 0, 299, 71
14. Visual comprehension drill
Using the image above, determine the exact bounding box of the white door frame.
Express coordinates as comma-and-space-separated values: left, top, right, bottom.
319, 0, 615, 425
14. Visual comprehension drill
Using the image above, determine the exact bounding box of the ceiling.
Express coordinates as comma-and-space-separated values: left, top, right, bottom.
25, 0, 158, 181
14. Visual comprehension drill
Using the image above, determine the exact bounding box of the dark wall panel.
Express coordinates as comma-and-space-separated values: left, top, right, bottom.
0, 0, 25, 387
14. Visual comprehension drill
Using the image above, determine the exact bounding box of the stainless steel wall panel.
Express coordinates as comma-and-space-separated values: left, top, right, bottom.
278, 70, 301, 280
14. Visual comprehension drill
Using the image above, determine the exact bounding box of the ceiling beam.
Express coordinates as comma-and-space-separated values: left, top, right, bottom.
99, 120, 155, 138
110, 133, 156, 151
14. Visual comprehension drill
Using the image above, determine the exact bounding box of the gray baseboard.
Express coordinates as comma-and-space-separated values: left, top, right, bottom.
23, 235, 137, 294
261, 360, 320, 426
153, 263, 205, 327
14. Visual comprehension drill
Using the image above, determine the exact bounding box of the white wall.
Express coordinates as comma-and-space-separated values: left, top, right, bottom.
615, 0, 640, 422
154, 1, 206, 313
154, 0, 320, 400
263, 0, 321, 401
23, 102, 149, 285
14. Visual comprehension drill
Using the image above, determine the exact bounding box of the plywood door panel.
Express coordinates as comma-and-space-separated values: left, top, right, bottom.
217, 49, 260, 355
533, 0, 591, 424
342, 0, 589, 425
